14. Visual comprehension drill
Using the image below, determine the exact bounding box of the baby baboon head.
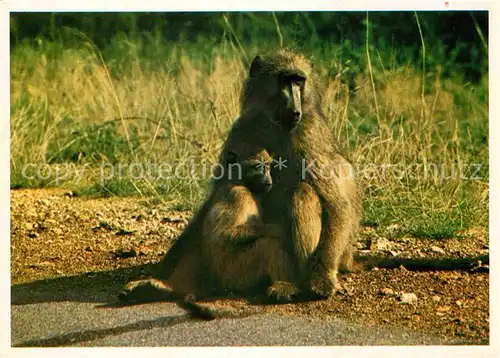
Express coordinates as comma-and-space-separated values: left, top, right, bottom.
241, 49, 320, 131
226, 148, 273, 195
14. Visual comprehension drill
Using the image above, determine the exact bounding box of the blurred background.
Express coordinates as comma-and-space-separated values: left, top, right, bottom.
10, 12, 489, 239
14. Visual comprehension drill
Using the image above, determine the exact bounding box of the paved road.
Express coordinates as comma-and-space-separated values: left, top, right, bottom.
11, 267, 460, 347
12, 300, 461, 347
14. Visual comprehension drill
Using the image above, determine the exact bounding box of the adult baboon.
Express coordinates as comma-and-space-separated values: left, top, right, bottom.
218, 49, 363, 296
119, 146, 299, 317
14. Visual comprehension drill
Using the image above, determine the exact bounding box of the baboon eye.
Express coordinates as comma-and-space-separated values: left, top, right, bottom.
278, 73, 306, 87
295, 78, 305, 87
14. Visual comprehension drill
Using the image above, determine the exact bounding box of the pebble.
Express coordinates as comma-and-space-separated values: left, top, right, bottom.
399, 292, 418, 304
52, 227, 63, 235
431, 246, 445, 254
374, 237, 392, 251
380, 288, 395, 296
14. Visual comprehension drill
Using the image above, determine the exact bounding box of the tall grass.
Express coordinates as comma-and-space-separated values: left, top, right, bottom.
10, 27, 488, 239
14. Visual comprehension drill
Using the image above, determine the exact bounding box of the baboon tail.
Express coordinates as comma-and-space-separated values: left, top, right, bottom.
355, 254, 489, 271
177, 294, 217, 321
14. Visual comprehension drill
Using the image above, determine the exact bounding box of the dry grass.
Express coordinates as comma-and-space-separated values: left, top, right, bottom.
10, 38, 488, 238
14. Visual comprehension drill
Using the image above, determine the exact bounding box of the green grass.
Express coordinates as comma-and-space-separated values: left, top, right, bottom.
10, 28, 488, 240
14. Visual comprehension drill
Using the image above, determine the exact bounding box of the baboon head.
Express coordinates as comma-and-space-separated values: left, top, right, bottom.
226, 148, 273, 195
241, 49, 321, 131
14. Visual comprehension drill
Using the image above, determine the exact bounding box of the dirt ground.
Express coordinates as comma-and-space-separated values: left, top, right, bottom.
10, 188, 490, 345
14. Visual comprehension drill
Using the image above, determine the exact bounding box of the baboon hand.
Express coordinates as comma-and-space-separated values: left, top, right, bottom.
309, 260, 340, 298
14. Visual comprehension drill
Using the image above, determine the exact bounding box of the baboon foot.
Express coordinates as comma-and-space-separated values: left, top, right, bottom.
309, 265, 341, 298
118, 278, 173, 304
266, 281, 299, 303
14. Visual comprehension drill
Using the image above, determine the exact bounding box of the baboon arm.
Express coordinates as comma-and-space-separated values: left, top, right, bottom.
217, 221, 263, 245
229, 224, 261, 244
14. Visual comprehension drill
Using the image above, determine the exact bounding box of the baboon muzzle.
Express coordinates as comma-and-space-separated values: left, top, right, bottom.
280, 83, 302, 131
246, 176, 272, 194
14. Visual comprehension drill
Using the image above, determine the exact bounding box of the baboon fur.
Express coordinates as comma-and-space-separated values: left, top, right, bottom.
219, 49, 363, 296
119, 146, 299, 313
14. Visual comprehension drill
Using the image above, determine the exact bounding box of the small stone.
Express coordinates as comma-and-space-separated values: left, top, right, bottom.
27, 231, 38, 239
437, 305, 451, 312
431, 246, 445, 254
52, 227, 63, 235
374, 237, 392, 251
432, 295, 441, 302
456, 300, 463, 307
380, 288, 395, 296
399, 292, 418, 304
45, 219, 57, 226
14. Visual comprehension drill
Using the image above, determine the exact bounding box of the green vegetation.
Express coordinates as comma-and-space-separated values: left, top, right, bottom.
10, 12, 488, 239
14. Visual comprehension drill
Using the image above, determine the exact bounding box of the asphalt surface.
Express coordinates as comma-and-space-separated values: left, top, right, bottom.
10, 267, 463, 347
11, 300, 460, 347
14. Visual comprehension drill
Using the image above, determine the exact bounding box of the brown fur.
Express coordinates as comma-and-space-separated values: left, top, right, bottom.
219, 49, 363, 296
119, 147, 298, 317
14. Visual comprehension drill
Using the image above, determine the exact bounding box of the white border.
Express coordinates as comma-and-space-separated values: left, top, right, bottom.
1, 1, 498, 357
2, 0, 495, 11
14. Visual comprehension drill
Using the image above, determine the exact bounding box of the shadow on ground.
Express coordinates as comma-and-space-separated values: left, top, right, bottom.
11, 264, 154, 305
13, 314, 192, 347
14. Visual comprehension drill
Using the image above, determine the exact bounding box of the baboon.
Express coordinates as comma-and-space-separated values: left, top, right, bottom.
119, 146, 299, 318
201, 146, 299, 299
218, 49, 363, 296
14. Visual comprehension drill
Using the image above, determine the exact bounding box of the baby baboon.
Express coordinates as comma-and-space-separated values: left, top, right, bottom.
201, 146, 298, 300
119, 146, 298, 318
219, 49, 362, 297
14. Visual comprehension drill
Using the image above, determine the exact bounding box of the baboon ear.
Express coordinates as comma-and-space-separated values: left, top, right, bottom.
249, 56, 264, 77
226, 150, 238, 164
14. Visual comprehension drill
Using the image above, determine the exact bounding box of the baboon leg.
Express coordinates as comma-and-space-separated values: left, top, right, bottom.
306, 157, 361, 297
290, 182, 322, 285
119, 247, 204, 303
339, 243, 359, 273
166, 249, 205, 297
310, 189, 360, 297
255, 237, 300, 302
215, 236, 298, 301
